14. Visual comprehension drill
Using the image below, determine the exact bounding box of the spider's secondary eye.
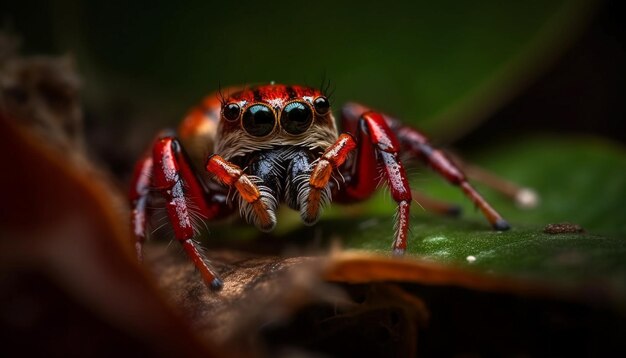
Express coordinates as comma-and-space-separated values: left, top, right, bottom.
223, 103, 241, 121
313, 96, 330, 115
281, 102, 313, 135
242, 104, 276, 137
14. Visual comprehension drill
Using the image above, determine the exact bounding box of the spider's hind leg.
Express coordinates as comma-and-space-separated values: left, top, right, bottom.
342, 102, 510, 231
449, 153, 539, 210
395, 128, 510, 230
411, 190, 463, 217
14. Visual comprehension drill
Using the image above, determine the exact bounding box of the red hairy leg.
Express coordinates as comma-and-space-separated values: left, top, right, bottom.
335, 109, 413, 255
395, 127, 510, 230
343, 103, 510, 231
446, 152, 539, 209
129, 135, 231, 290
332, 104, 461, 216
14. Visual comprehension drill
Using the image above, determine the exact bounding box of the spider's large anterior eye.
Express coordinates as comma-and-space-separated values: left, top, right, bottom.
242, 104, 276, 137
223, 103, 241, 121
313, 96, 330, 115
281, 102, 313, 135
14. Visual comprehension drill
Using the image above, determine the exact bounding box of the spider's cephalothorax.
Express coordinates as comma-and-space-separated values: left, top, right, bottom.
211, 85, 340, 231
130, 83, 511, 290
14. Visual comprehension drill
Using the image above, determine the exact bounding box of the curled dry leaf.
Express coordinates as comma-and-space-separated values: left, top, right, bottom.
146, 240, 626, 356
146, 245, 349, 355
0, 42, 223, 356
146, 244, 433, 357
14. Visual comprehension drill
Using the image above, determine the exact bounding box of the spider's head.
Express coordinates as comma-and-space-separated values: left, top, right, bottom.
214, 84, 338, 161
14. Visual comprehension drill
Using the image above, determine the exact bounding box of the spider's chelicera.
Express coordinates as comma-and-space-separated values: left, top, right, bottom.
129, 84, 510, 290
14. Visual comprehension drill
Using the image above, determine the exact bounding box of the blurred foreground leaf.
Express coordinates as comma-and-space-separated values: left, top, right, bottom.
0, 113, 220, 357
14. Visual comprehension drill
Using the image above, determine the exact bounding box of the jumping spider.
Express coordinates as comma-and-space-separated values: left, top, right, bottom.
129, 84, 510, 290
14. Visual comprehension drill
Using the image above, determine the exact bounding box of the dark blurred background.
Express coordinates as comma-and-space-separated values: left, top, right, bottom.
3, 0, 623, 180
456, 0, 625, 149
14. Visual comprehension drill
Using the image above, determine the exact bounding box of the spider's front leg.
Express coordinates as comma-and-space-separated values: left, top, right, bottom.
306, 113, 413, 255
129, 134, 233, 290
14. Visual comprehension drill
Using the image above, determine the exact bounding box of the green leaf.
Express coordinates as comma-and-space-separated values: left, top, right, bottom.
306, 136, 626, 303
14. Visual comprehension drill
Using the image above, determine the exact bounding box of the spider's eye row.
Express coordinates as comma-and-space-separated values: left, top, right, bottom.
242, 104, 276, 137
281, 101, 313, 135
223, 103, 241, 121
313, 96, 330, 115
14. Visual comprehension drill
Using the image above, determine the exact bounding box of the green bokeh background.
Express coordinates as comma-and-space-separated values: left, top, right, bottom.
8, 0, 592, 139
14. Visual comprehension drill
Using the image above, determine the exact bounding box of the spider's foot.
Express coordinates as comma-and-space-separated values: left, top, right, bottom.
209, 277, 224, 291
493, 218, 511, 231
392, 248, 406, 256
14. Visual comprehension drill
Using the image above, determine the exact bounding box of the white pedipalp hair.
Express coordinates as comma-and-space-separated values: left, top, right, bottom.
235, 176, 279, 231
294, 171, 333, 225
